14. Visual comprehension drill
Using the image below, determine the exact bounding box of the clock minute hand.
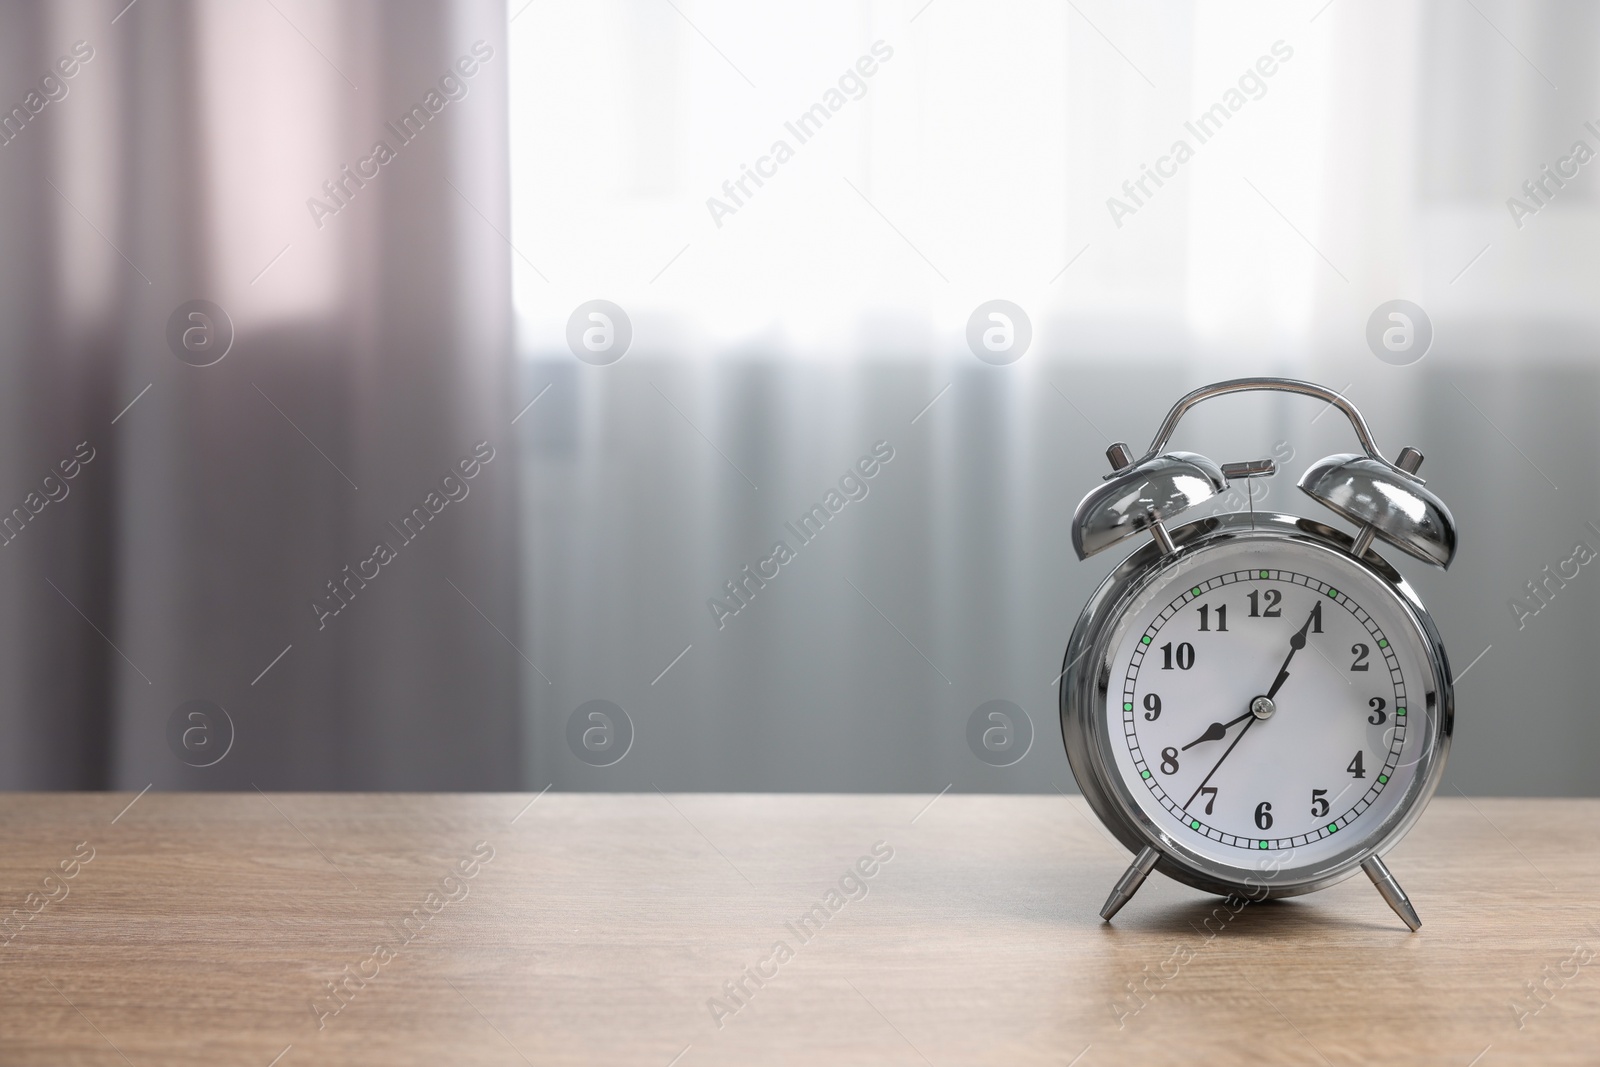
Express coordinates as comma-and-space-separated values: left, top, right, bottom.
1264, 605, 1320, 701
1179, 710, 1255, 751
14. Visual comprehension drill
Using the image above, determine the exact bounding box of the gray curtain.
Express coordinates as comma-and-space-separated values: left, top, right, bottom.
0, 0, 520, 789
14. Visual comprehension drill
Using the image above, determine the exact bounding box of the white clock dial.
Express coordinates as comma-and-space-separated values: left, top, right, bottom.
1102, 537, 1439, 873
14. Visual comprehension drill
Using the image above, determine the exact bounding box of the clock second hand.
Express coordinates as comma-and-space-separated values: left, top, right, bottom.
1183, 714, 1257, 811
1181, 603, 1322, 812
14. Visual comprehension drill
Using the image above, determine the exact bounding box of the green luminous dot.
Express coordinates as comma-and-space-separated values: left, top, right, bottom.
1378, 639, 1389, 648
1141, 770, 1152, 779
1141, 636, 1152, 645
1259, 570, 1269, 578
1259, 841, 1268, 850
1190, 820, 1201, 830
1191, 587, 1202, 596
1397, 707, 1406, 717
1328, 823, 1339, 833
1124, 702, 1133, 712
1327, 588, 1339, 598
1379, 774, 1389, 784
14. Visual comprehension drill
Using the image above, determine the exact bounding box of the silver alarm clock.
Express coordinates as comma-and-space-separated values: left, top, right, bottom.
1060, 378, 1456, 929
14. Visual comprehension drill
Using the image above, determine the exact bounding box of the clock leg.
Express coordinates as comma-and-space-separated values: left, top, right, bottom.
1361, 854, 1422, 932
1100, 846, 1160, 921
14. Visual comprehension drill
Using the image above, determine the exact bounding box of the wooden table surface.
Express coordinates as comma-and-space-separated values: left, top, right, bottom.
0, 793, 1595, 1066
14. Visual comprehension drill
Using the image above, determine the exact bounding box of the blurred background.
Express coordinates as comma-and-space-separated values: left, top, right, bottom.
0, 0, 1594, 794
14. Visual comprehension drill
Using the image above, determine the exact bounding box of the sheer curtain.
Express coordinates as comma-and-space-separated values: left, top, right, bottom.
3, 0, 1594, 793
0, 0, 520, 789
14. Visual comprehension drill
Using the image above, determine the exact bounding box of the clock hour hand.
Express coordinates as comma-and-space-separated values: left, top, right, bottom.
1179, 710, 1254, 751
1264, 604, 1320, 701
1183, 715, 1257, 811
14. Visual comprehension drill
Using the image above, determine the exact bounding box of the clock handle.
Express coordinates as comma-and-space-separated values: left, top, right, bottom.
1136, 377, 1411, 478
1126, 377, 1457, 569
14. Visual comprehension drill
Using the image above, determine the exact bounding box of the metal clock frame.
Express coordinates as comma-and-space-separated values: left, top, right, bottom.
1061, 512, 1454, 912
1057, 377, 1463, 929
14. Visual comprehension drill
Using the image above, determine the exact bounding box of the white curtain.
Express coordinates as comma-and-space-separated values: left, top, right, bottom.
511, 0, 1600, 794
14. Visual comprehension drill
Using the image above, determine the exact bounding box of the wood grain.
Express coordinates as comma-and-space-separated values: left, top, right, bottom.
0, 793, 1595, 1066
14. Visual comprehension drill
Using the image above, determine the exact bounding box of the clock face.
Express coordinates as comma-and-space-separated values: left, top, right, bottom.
1099, 535, 1442, 880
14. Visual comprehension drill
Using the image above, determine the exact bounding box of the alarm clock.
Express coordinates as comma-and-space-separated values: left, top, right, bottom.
1060, 378, 1456, 929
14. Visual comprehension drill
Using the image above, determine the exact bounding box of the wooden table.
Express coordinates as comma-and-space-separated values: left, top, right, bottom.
0, 793, 1595, 1066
